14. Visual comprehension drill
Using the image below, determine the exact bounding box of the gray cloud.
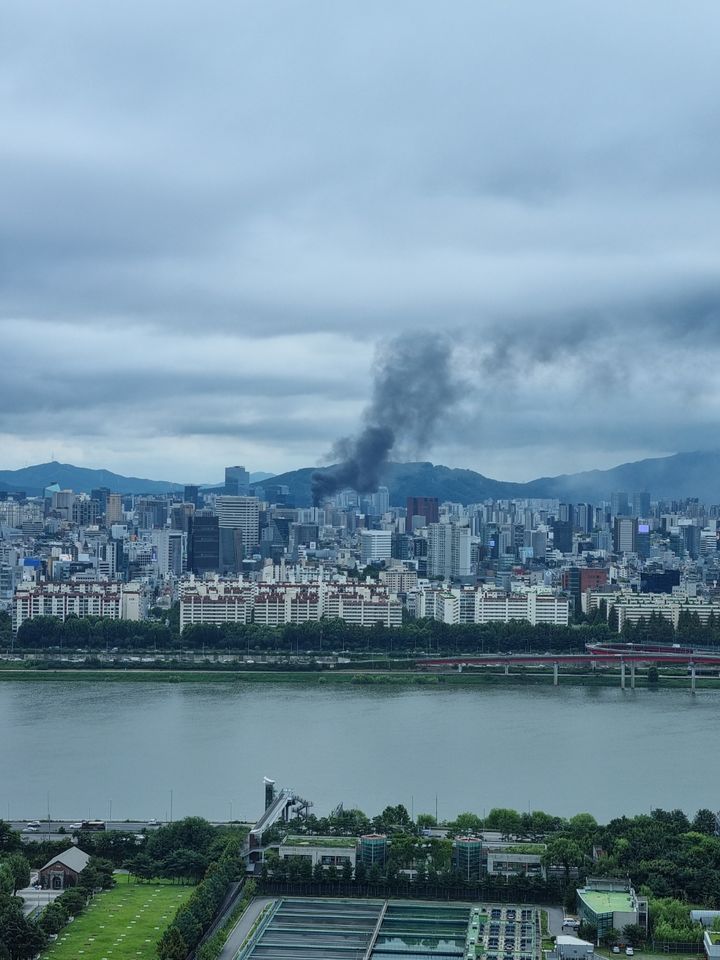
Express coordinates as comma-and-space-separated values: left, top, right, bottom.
3, 1, 720, 480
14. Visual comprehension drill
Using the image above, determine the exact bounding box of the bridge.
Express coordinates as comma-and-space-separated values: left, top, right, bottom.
418, 642, 720, 691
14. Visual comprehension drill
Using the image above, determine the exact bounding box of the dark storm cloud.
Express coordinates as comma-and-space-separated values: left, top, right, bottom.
3, 0, 720, 478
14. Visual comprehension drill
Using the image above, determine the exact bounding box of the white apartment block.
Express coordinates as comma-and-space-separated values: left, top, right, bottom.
586, 589, 720, 631
179, 577, 403, 630
12, 581, 147, 632
179, 579, 256, 630
380, 567, 418, 593
410, 586, 570, 626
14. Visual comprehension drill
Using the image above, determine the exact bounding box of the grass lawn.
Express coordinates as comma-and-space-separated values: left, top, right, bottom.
40, 875, 192, 960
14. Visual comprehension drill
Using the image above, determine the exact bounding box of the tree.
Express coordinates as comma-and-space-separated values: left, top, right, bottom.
4, 854, 30, 895
0, 863, 14, 896
622, 924, 647, 946
543, 837, 585, 882
39, 900, 68, 935
0, 822, 22, 855
692, 809, 717, 836
448, 812, 484, 835
485, 808, 523, 838
416, 814, 437, 829
157, 926, 188, 960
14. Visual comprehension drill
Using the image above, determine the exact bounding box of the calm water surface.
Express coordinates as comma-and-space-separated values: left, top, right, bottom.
1, 681, 716, 822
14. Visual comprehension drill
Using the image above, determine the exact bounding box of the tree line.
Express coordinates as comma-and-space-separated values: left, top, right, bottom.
11, 612, 615, 653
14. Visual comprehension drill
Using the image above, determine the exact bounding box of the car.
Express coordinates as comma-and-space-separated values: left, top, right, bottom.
22, 825, 39, 832
626, 948, 634, 956
147, 818, 159, 825
68, 823, 83, 830
26, 820, 41, 827
612, 947, 620, 954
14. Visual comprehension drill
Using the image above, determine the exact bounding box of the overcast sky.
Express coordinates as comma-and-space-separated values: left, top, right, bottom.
2, 1, 720, 483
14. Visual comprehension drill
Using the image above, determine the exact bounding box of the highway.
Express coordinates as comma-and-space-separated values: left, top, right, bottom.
9, 818, 251, 842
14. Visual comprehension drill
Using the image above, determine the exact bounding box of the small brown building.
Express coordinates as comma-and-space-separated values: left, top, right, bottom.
38, 847, 91, 890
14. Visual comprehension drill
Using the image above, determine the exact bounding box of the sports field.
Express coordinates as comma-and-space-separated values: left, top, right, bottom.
40, 876, 192, 960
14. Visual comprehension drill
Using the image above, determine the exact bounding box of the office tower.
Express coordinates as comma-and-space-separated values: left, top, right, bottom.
406, 496, 439, 527
531, 530, 547, 560
611, 491, 630, 517
106, 493, 124, 525
427, 523, 471, 579
562, 567, 609, 611
636, 521, 651, 559
575, 503, 592, 534
184, 485, 200, 507
613, 516, 638, 554
552, 519, 573, 553
216, 496, 260, 571
188, 515, 220, 575
152, 529, 185, 577
91, 487, 111, 512
225, 465, 250, 496
559, 503, 574, 525
632, 491, 651, 517
360, 530, 392, 564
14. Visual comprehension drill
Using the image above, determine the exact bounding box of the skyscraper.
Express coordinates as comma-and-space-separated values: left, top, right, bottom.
407, 496, 439, 528
184, 485, 200, 507
105, 493, 123, 525
613, 516, 637, 554
427, 523, 471, 580
217, 496, 260, 571
188, 515, 220, 575
632, 491, 651, 517
225, 465, 250, 496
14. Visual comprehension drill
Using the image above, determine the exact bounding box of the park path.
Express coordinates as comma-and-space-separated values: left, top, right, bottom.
217, 897, 275, 960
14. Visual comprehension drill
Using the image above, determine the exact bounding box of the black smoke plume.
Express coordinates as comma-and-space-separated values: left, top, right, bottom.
311, 334, 458, 505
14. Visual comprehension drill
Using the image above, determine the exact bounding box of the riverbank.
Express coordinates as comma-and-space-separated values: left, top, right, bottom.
0, 666, 716, 688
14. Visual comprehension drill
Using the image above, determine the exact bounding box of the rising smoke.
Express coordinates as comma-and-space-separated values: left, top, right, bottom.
311, 333, 459, 505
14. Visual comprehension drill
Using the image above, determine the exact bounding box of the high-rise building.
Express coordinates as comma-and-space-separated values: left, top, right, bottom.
225, 466, 250, 497
611, 491, 630, 517
152, 529, 185, 577
552, 519, 573, 553
632, 491, 651, 517
562, 566, 609, 611
188, 515, 220, 575
407, 496, 439, 527
613, 517, 638, 554
427, 523, 471, 580
184, 485, 200, 508
106, 493, 124, 525
360, 530, 392, 564
216, 496, 260, 571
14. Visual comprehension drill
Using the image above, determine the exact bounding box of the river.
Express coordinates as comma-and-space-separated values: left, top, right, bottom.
1, 681, 716, 824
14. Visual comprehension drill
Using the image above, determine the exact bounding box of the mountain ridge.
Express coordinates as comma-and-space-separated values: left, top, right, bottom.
1, 450, 719, 504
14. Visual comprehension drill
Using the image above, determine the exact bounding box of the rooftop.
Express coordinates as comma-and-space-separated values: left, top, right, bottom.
281, 835, 357, 848
578, 889, 634, 915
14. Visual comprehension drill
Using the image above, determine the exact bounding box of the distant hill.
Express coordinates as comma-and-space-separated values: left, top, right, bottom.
521, 450, 720, 504
3, 450, 720, 504
266, 461, 532, 506
0, 461, 182, 497
267, 450, 720, 506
